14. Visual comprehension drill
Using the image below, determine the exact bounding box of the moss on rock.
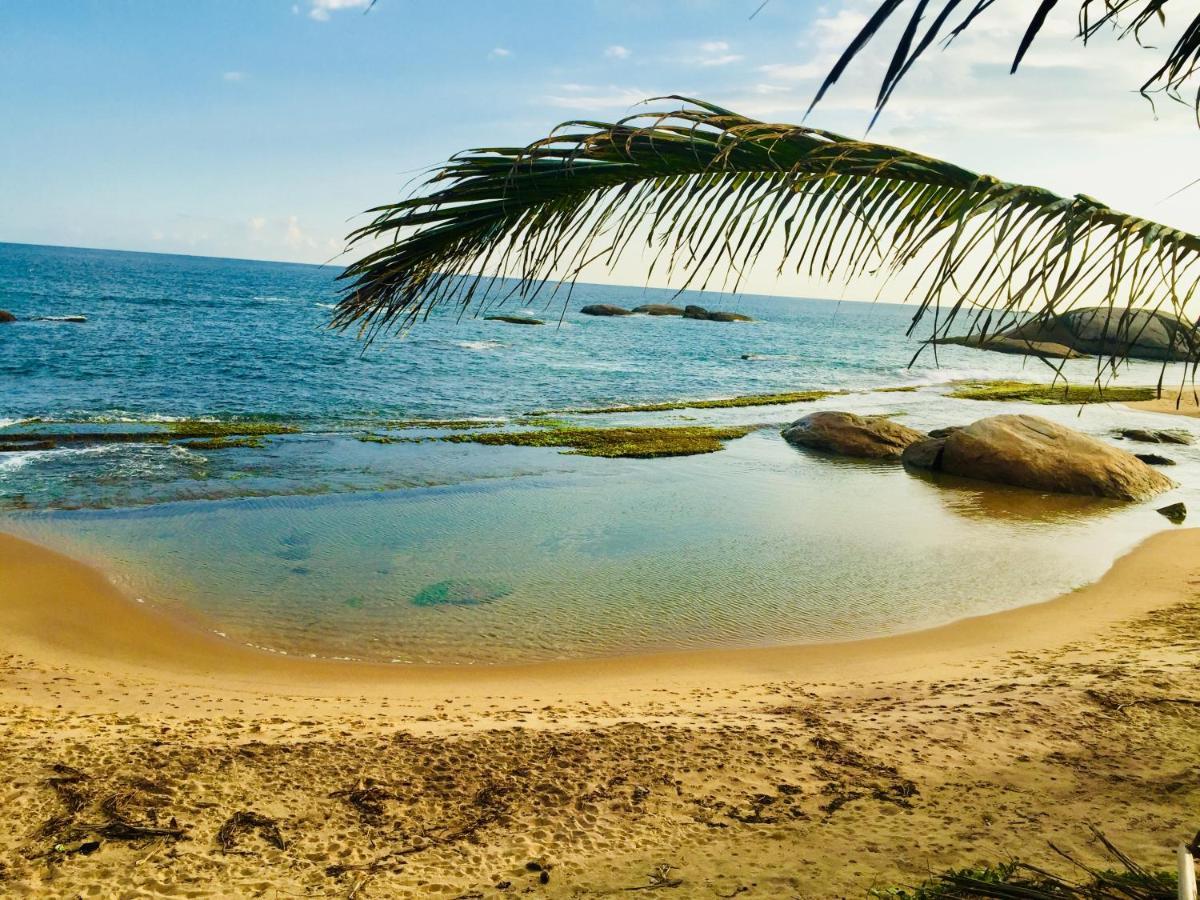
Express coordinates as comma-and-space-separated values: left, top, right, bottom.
946, 380, 1156, 404
568, 390, 841, 415
442, 424, 758, 458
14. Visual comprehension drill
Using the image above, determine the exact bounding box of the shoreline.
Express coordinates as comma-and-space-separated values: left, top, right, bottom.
0, 524, 1195, 701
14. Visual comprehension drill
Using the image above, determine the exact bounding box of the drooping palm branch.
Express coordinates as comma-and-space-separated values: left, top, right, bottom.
336, 97, 1200, 371
811, 0, 1200, 128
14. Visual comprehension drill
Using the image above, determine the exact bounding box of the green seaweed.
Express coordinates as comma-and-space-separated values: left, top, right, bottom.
442, 424, 758, 458
946, 380, 1157, 404
411, 579, 512, 606
375, 419, 504, 430
182, 436, 266, 450
561, 390, 841, 415
167, 420, 299, 438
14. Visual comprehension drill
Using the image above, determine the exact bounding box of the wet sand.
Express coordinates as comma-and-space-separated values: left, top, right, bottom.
2, 526, 1200, 897
1127, 387, 1200, 417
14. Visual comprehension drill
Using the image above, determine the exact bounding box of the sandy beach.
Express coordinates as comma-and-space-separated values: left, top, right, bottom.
1127, 388, 1200, 418
2, 518, 1199, 897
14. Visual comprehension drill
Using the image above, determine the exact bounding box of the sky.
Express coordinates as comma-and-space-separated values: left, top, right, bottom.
2, 0, 1198, 301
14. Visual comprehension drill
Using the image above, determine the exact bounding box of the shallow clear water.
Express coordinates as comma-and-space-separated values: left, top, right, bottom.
2, 242, 1196, 663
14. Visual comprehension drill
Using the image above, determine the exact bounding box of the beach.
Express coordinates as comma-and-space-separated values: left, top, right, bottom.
2, 520, 1199, 897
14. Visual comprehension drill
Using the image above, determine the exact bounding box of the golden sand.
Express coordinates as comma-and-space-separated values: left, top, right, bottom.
2, 523, 1199, 897
1127, 387, 1200, 417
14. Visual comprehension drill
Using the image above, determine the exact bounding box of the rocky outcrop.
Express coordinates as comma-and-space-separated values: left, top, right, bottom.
901, 414, 1174, 501
633, 304, 685, 316
1114, 427, 1193, 445
938, 307, 1199, 362
681, 305, 753, 322
933, 334, 1086, 359
0, 310, 14, 323
782, 411, 927, 460
580, 304, 632, 316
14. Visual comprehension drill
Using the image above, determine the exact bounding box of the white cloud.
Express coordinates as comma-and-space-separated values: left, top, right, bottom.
691, 40, 742, 67
489, 47, 512, 60
699, 41, 729, 53
222, 71, 245, 82
544, 84, 655, 110
307, 0, 369, 22
605, 45, 631, 60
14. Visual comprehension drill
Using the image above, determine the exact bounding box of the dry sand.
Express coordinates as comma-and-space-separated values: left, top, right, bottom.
1127, 387, 1200, 417
2, 522, 1200, 899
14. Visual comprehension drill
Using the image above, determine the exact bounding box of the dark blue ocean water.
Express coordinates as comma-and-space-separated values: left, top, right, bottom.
1, 242, 1195, 663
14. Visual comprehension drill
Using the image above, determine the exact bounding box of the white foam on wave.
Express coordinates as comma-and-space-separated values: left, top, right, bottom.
314, 302, 338, 310
453, 340, 502, 351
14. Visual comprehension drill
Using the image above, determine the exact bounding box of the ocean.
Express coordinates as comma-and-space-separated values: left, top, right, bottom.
2, 241, 1196, 663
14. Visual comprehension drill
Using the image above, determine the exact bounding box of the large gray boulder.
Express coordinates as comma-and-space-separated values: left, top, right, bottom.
902, 414, 1174, 501
782, 411, 927, 460
937, 307, 1198, 362
1002, 307, 1197, 362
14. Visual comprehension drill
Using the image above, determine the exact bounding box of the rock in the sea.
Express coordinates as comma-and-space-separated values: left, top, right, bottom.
678, 305, 753, 322
1115, 427, 1193, 445
1135, 453, 1176, 466
411, 578, 512, 607
782, 411, 927, 460
633, 304, 684, 316
0, 310, 14, 323
1157, 501, 1187, 523
485, 315, 544, 325
1001, 307, 1198, 362
580, 304, 632, 317
902, 414, 1174, 501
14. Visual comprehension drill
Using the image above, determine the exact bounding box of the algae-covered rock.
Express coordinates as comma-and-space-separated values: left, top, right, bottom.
903, 414, 1174, 501
411, 579, 512, 607
782, 411, 927, 460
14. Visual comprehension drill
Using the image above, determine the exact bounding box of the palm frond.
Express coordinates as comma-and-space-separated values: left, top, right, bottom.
811, 0, 1200, 128
336, 97, 1200, 372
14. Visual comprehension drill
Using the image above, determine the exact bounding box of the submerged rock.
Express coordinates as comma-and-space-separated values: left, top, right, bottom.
902, 414, 1174, 501
411, 578, 512, 607
782, 411, 927, 460
0, 310, 14, 323
1114, 427, 1193, 445
580, 304, 632, 317
485, 315, 544, 325
633, 304, 684, 316
1157, 501, 1187, 523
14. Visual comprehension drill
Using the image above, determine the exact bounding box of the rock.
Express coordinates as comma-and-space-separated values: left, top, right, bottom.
902, 414, 1174, 501
782, 411, 928, 460
1135, 453, 1176, 466
1002, 307, 1198, 362
933, 334, 1086, 359
30, 315, 86, 323
678, 305, 754, 322
411, 578, 512, 607
1157, 501, 1187, 523
927, 426, 962, 439
633, 304, 684, 316
580, 304, 632, 316
485, 315, 544, 325
0, 310, 14, 323
1115, 427, 1193, 445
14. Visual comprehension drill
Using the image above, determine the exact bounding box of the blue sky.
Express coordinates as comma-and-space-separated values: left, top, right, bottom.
2, 0, 1197, 298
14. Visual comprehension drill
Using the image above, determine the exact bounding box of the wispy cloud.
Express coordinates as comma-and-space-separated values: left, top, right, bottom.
544, 84, 654, 110
692, 40, 742, 67
489, 47, 512, 60
604, 45, 631, 60
222, 71, 245, 82
307, 0, 369, 22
